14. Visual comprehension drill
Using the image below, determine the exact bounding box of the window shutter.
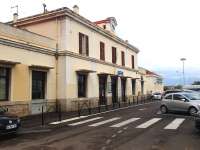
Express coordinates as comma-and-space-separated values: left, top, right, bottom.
79, 33, 83, 54
112, 47, 114, 63
132, 55, 135, 69
121, 51, 125, 66
100, 42, 105, 60
112, 47, 116, 64
86, 35, 89, 56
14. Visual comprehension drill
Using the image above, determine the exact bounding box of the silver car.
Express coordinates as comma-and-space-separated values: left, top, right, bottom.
160, 92, 200, 115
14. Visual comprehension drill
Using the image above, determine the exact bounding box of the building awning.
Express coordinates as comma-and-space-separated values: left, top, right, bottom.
98, 72, 113, 76
29, 65, 54, 71
0, 60, 20, 67
76, 69, 96, 74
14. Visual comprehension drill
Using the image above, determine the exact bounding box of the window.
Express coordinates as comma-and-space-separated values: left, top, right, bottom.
131, 55, 135, 69
165, 95, 172, 100
132, 79, 136, 95
103, 25, 106, 29
121, 51, 125, 66
100, 42, 105, 61
32, 71, 46, 99
79, 32, 89, 56
0, 67, 10, 101
173, 94, 185, 101
78, 74, 87, 97
112, 47, 117, 64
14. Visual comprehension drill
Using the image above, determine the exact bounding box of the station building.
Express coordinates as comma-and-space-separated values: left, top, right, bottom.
0, 6, 163, 116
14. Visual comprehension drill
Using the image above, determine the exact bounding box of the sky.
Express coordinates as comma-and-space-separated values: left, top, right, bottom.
0, 0, 200, 84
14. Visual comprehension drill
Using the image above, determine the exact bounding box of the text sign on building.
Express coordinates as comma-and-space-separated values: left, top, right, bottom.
117, 70, 123, 76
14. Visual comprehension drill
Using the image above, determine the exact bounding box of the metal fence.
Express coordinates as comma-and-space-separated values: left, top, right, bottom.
8, 94, 156, 127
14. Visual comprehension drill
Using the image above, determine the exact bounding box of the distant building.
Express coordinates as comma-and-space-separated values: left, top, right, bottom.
138, 67, 164, 94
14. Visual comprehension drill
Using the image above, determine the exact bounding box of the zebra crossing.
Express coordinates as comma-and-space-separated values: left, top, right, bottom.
50, 116, 186, 130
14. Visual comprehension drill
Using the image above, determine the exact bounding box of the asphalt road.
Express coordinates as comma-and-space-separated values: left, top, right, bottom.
1, 102, 200, 150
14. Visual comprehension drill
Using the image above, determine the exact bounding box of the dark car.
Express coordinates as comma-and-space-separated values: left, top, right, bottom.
0, 107, 21, 135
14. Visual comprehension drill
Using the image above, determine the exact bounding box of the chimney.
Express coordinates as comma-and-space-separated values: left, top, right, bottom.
13, 13, 18, 23
73, 5, 79, 14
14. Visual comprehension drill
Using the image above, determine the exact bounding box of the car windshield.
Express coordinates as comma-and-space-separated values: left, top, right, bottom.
183, 93, 200, 100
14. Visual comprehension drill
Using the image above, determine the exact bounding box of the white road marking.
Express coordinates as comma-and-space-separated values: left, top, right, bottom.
136, 118, 162, 128
110, 118, 140, 128
106, 139, 112, 144
89, 117, 120, 127
68, 117, 103, 126
123, 127, 128, 130
139, 108, 146, 111
117, 130, 123, 134
50, 116, 88, 125
164, 118, 185, 130
111, 134, 117, 138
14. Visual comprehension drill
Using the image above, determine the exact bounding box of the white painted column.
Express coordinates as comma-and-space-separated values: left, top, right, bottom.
117, 77, 122, 101
106, 75, 112, 105
87, 73, 99, 98
126, 78, 132, 96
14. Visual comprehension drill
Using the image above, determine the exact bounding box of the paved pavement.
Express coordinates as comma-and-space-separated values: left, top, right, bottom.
1, 102, 200, 150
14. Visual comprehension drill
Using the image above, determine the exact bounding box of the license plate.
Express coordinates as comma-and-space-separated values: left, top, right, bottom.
6, 124, 17, 130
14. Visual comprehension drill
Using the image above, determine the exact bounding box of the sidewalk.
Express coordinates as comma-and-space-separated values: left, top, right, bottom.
19, 99, 157, 133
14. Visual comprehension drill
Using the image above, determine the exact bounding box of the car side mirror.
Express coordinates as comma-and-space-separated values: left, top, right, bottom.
184, 99, 189, 102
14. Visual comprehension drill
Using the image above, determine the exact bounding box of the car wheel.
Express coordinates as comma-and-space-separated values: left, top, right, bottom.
189, 107, 197, 115
160, 105, 168, 114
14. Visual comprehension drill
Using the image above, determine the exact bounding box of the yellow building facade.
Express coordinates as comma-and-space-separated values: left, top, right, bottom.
0, 6, 163, 116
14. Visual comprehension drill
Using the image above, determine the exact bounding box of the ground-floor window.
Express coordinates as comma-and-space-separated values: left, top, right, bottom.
132, 79, 136, 95
32, 70, 46, 99
99, 75, 107, 105
0, 67, 10, 101
121, 78, 126, 102
78, 74, 87, 98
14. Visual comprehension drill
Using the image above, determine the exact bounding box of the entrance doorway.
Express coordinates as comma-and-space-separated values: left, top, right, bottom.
111, 76, 118, 103
98, 75, 107, 105
132, 79, 136, 95
121, 78, 126, 102
141, 76, 144, 95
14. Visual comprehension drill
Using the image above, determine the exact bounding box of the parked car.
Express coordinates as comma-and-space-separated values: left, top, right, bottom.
161, 89, 197, 99
0, 107, 21, 135
160, 92, 200, 115
152, 92, 162, 100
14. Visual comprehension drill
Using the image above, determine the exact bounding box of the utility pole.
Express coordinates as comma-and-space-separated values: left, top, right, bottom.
180, 58, 186, 86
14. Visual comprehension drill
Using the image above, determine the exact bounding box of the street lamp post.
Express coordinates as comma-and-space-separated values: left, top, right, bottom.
180, 58, 186, 86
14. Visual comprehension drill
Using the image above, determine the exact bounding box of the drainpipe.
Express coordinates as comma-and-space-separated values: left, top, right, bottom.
55, 43, 59, 111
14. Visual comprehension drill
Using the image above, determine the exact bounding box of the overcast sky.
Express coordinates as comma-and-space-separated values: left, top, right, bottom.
0, 0, 200, 72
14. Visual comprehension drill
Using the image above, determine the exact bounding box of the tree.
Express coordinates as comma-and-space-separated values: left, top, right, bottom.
192, 81, 200, 85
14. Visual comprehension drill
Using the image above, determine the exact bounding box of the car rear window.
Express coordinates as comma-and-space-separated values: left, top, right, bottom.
165, 95, 172, 100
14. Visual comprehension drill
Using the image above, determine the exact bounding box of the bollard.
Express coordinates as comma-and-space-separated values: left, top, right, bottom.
41, 105, 45, 126
98, 104, 101, 113
106, 104, 108, 111
58, 104, 62, 121
78, 102, 81, 117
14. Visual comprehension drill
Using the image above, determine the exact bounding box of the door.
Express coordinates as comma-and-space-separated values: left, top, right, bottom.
172, 94, 189, 112
121, 78, 126, 102
132, 79, 136, 95
31, 70, 47, 114
111, 76, 118, 103
99, 75, 107, 105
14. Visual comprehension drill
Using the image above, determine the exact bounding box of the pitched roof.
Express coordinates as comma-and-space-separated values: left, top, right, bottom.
7, 7, 139, 53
